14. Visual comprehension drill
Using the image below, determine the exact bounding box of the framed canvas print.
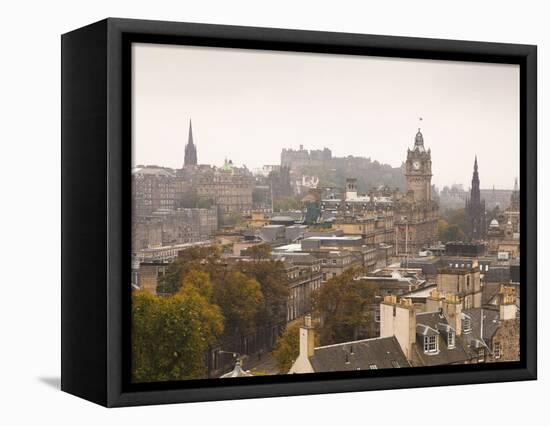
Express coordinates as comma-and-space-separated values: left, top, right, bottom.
61, 18, 537, 407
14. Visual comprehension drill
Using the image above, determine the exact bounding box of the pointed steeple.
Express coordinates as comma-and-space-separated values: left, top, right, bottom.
188, 119, 194, 147
184, 118, 197, 166
513, 177, 519, 191
466, 155, 485, 241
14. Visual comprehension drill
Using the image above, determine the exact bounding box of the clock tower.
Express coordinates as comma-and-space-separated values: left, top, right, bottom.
405, 128, 432, 203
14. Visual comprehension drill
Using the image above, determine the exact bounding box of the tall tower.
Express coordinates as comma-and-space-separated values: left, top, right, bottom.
465, 156, 487, 241
405, 128, 432, 203
184, 119, 197, 166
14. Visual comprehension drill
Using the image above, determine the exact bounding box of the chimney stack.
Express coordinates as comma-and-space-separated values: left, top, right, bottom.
300, 315, 315, 358
499, 285, 518, 320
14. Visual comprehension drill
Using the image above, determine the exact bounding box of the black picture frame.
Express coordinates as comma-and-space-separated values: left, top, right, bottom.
61, 17, 537, 407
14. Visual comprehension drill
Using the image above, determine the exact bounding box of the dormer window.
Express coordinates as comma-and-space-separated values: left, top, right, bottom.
478, 348, 485, 363
462, 316, 472, 334
423, 335, 438, 353
447, 331, 455, 349
494, 342, 502, 359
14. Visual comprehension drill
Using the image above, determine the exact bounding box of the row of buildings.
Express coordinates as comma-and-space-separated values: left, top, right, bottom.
289, 258, 520, 373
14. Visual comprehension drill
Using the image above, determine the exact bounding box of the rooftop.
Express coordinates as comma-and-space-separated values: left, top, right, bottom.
310, 336, 410, 372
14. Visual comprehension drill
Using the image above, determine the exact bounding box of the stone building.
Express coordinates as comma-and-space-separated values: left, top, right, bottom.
394, 129, 439, 255
196, 160, 254, 215
284, 255, 323, 322
486, 181, 520, 257
132, 216, 163, 250
134, 262, 168, 294
465, 157, 487, 241
152, 207, 218, 245
332, 210, 395, 246
435, 261, 482, 309
379, 285, 519, 367
132, 166, 176, 217
132, 207, 217, 250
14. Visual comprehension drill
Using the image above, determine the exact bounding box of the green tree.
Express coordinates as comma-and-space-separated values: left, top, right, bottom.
244, 243, 272, 261
131, 288, 224, 382
312, 268, 377, 345
273, 196, 301, 212
272, 323, 300, 373
213, 271, 264, 335
440, 208, 468, 241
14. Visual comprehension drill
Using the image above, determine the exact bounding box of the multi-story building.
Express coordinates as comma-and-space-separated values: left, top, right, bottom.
132, 166, 176, 217
379, 283, 519, 367
486, 181, 520, 257
332, 210, 395, 246
152, 207, 218, 245
196, 160, 254, 215
284, 255, 323, 322
132, 207, 217, 250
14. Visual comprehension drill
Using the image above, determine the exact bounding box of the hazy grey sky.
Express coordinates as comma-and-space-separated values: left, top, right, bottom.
132, 43, 519, 190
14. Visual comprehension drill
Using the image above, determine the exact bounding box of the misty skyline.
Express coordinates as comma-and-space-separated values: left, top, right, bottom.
132, 43, 520, 190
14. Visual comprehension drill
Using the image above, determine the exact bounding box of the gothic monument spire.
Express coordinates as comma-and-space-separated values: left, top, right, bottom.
184, 119, 198, 166
466, 155, 486, 241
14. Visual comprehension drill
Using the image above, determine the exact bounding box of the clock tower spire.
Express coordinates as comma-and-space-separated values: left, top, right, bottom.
405, 127, 432, 203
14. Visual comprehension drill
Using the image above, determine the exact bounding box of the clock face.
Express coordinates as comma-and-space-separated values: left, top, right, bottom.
412, 161, 421, 170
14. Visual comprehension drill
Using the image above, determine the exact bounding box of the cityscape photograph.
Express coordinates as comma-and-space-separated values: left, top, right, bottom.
131, 43, 520, 382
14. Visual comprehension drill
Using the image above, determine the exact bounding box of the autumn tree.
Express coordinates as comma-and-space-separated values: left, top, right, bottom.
131, 287, 224, 382
272, 322, 300, 373
212, 271, 264, 335
157, 245, 225, 295
312, 268, 377, 346
237, 258, 290, 327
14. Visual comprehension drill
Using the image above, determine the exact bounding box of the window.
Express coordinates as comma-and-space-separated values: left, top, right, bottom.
478, 348, 485, 363
369, 364, 378, 370
494, 342, 502, 359
462, 316, 472, 333
374, 309, 381, 323
391, 360, 400, 368
424, 335, 438, 353
447, 331, 455, 349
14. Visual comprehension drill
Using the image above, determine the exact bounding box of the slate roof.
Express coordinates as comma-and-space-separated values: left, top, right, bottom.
462, 308, 501, 354
309, 336, 409, 372
413, 311, 471, 366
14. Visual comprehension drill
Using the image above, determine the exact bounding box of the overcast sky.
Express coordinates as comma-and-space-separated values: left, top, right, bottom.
132, 43, 519, 190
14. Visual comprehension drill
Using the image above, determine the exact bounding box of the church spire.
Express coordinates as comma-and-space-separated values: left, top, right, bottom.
184, 118, 197, 166
188, 119, 194, 146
